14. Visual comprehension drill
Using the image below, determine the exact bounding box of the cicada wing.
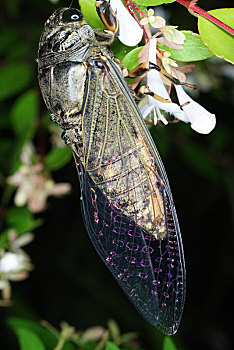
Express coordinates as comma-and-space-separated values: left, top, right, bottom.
76, 155, 159, 326
72, 56, 185, 334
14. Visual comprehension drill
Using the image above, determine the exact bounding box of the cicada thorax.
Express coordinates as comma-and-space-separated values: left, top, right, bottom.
38, 8, 96, 130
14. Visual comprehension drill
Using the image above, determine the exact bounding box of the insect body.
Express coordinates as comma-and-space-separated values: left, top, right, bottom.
38, 7, 185, 335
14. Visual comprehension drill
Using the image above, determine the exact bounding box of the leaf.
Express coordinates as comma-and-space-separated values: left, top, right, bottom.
110, 38, 133, 62
12, 327, 46, 350
10, 90, 38, 138
105, 341, 120, 350
45, 146, 72, 171
163, 336, 177, 350
198, 8, 234, 64
0, 28, 19, 54
0, 63, 32, 100
7, 318, 76, 350
8, 318, 57, 350
5, 206, 43, 234
135, 0, 174, 5
158, 31, 214, 62
122, 47, 143, 70
80, 0, 106, 29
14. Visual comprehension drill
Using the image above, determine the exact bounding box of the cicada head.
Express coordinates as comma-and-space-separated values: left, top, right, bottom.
38, 7, 95, 58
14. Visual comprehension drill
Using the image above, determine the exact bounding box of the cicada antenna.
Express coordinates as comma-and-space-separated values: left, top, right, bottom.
69, 0, 74, 8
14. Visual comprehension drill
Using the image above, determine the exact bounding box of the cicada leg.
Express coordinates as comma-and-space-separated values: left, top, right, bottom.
137, 85, 172, 104
137, 85, 191, 109
95, 0, 119, 34
124, 61, 196, 89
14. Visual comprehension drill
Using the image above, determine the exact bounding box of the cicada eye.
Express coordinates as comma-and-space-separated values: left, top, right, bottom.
62, 9, 83, 23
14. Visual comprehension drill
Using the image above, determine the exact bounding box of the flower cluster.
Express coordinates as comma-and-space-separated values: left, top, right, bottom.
0, 230, 34, 304
7, 144, 71, 213
111, 0, 216, 134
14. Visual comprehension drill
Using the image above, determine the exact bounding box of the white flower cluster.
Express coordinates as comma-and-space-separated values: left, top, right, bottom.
0, 230, 34, 303
7, 144, 71, 213
111, 0, 216, 134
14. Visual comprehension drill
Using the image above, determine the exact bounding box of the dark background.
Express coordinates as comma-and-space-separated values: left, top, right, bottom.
0, 0, 234, 349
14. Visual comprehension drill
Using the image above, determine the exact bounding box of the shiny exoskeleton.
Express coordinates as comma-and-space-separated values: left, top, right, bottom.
38, 7, 185, 335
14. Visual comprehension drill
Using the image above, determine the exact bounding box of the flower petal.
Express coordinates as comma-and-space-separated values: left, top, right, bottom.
14, 188, 27, 207
110, 0, 143, 46
151, 16, 166, 28
147, 38, 186, 119
140, 17, 148, 26
52, 183, 71, 196
175, 85, 216, 134
148, 8, 154, 17
162, 26, 186, 45
0, 252, 23, 273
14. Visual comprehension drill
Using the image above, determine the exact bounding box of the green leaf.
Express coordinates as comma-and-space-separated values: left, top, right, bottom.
45, 146, 72, 171
122, 47, 143, 70
7, 318, 76, 350
163, 336, 177, 350
158, 31, 214, 62
13, 327, 46, 350
105, 341, 120, 350
80, 0, 106, 29
8, 318, 57, 350
110, 38, 134, 62
0, 28, 19, 54
135, 0, 174, 6
0, 63, 32, 100
198, 8, 234, 64
10, 90, 38, 138
5, 206, 43, 234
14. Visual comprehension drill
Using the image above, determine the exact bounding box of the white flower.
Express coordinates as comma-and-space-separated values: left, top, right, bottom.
110, 0, 143, 46
140, 38, 185, 123
0, 252, 29, 274
7, 144, 71, 213
140, 9, 166, 28
0, 230, 34, 302
140, 38, 216, 133
174, 85, 216, 134
161, 26, 186, 45
161, 50, 178, 74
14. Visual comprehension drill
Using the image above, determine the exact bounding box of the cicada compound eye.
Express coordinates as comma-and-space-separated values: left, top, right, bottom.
62, 9, 83, 23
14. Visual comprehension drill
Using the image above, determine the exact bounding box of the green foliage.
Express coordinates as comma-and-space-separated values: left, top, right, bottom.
80, 0, 105, 29
46, 146, 72, 171
105, 341, 120, 350
163, 336, 177, 350
12, 328, 46, 350
110, 39, 134, 62
158, 31, 214, 62
135, 0, 174, 6
10, 90, 39, 140
0, 63, 32, 101
7, 318, 76, 350
0, 1, 233, 350
122, 47, 143, 70
5, 206, 43, 234
198, 8, 234, 64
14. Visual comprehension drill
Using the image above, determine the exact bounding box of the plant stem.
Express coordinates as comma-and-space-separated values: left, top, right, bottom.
175, 0, 234, 35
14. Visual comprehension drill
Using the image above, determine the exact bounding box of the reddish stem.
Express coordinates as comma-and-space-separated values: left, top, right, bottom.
123, 0, 150, 42
175, 0, 234, 35
125, 1, 146, 18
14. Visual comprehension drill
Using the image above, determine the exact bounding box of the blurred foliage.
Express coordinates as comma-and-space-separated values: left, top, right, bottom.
0, 0, 234, 350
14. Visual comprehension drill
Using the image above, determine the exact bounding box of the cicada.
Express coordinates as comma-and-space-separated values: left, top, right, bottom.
38, 3, 185, 335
